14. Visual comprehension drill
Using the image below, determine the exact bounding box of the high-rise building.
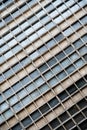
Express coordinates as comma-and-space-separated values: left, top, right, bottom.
0, 0, 87, 130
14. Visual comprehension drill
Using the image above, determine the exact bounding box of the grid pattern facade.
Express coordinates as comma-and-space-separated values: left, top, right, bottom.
0, 0, 87, 130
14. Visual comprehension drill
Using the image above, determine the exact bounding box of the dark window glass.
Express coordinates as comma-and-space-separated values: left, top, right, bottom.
41, 125, 51, 130
58, 91, 68, 101
31, 110, 41, 121
12, 123, 22, 130
48, 97, 59, 108
56, 126, 65, 130
83, 108, 87, 117
64, 45, 74, 54
84, 75, 87, 80
74, 113, 84, 123
77, 99, 87, 109
79, 119, 87, 130
56, 51, 65, 61
39, 104, 50, 114
76, 78, 86, 88
59, 112, 69, 122
67, 85, 77, 94
71, 126, 78, 130
64, 119, 75, 129
68, 105, 78, 115
50, 118, 60, 129
22, 116, 32, 127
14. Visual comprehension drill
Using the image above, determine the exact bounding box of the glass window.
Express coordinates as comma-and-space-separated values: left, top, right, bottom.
79, 119, 87, 130
83, 54, 87, 61
44, 70, 53, 80
57, 71, 67, 80
73, 39, 83, 48
30, 51, 39, 60
82, 34, 87, 43
76, 78, 86, 88
56, 51, 65, 61
39, 45, 47, 54
52, 64, 62, 74
83, 108, 87, 117
50, 118, 60, 129
8, 95, 18, 106
26, 83, 36, 93
22, 95, 32, 106
39, 63, 48, 73
79, 46, 87, 55
4, 87, 13, 99
75, 59, 84, 68
0, 115, 4, 124
66, 65, 75, 74
67, 85, 77, 94
31, 110, 41, 121
35, 77, 44, 86
3, 109, 13, 119
4, 69, 14, 79
41, 125, 51, 130
13, 102, 23, 112
17, 89, 27, 99
39, 84, 49, 94
65, 120, 75, 129
30, 90, 40, 100
72, 21, 81, 30
21, 76, 31, 86
48, 97, 59, 108
22, 116, 32, 127
47, 57, 57, 67
74, 113, 84, 123
61, 58, 71, 68
64, 45, 74, 55
77, 99, 87, 109
0, 94, 4, 103
54, 33, 64, 42
47, 39, 56, 48
68, 105, 78, 115
48, 77, 58, 87
12, 82, 22, 92
1, 102, 9, 112
59, 112, 69, 122
40, 104, 50, 114
58, 91, 68, 101
4, 14, 12, 23
30, 70, 39, 79
12, 123, 22, 130
70, 52, 79, 61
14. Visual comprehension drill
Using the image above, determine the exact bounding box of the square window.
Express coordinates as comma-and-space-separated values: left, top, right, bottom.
50, 118, 60, 129
39, 104, 50, 114
39, 64, 48, 73
56, 51, 65, 61
12, 123, 22, 130
22, 116, 32, 127
64, 46, 74, 55
76, 78, 86, 88
47, 57, 57, 67
74, 113, 84, 123
68, 105, 78, 115
67, 85, 77, 94
31, 110, 41, 121
65, 120, 75, 129
77, 99, 87, 109
48, 97, 59, 108
59, 112, 69, 122
58, 91, 68, 101
79, 119, 87, 130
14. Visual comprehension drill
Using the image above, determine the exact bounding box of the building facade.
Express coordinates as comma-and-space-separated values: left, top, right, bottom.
0, 0, 87, 130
